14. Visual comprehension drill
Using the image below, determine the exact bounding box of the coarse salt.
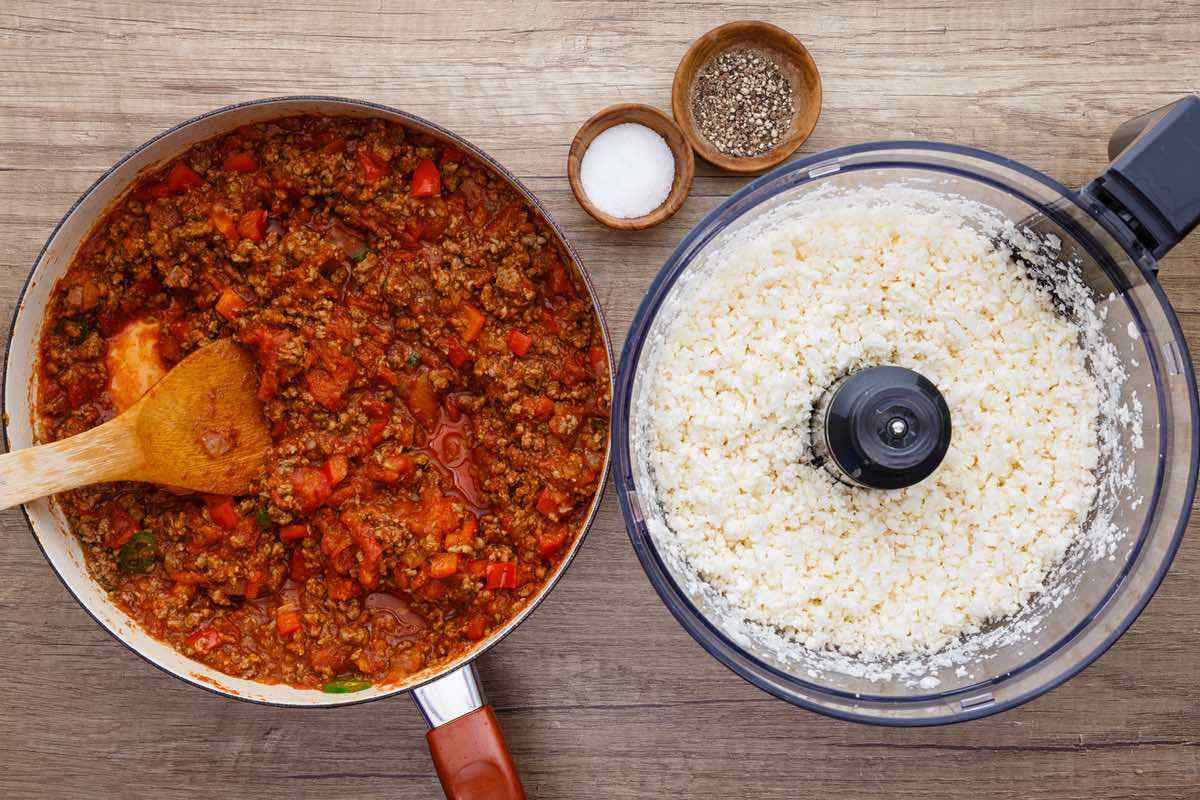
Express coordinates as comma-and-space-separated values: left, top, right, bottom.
580, 123, 675, 219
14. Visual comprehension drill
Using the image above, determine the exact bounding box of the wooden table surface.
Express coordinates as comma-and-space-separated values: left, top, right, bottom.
2, 2, 1199, 798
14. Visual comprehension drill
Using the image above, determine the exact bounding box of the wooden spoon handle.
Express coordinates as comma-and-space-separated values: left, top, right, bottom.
0, 417, 143, 510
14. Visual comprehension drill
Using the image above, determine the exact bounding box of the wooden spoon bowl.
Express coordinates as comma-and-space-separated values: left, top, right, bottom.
0, 338, 270, 509
567, 103, 695, 231
672, 21, 822, 174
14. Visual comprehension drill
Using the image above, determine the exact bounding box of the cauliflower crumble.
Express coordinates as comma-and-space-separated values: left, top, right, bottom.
644, 190, 1101, 659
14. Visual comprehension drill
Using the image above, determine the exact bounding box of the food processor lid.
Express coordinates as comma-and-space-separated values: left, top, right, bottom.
613, 97, 1200, 725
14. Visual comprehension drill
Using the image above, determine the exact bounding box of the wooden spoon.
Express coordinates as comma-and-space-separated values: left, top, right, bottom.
0, 338, 270, 510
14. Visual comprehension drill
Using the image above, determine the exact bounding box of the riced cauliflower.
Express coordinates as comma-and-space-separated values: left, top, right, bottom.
645, 189, 1101, 659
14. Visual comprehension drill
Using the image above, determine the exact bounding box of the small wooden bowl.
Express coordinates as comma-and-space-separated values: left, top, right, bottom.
567, 103, 695, 231
672, 21, 822, 174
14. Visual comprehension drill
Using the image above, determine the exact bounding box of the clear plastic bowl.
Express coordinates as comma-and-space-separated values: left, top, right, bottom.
612, 142, 1199, 724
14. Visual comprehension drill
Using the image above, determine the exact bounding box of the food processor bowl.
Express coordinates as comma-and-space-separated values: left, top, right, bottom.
613, 98, 1200, 724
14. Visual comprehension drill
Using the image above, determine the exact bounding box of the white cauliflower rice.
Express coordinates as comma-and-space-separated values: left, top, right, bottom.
643, 187, 1102, 660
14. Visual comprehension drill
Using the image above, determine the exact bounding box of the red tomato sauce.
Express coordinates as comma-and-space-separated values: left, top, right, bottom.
35, 115, 609, 690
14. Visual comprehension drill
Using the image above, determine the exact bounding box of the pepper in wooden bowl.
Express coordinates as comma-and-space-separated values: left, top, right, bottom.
673, 21, 822, 173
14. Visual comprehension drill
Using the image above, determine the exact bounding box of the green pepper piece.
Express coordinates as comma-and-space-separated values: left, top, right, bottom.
321, 676, 372, 694
349, 246, 369, 263
117, 530, 158, 574
255, 507, 272, 528
406, 352, 420, 367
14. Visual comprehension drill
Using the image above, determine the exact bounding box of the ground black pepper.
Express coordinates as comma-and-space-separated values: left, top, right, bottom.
691, 47, 795, 158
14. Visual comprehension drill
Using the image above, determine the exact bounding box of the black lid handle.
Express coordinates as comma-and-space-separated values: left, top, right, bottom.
1082, 96, 1200, 262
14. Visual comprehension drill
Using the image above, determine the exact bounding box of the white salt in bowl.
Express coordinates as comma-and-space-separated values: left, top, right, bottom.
568, 103, 694, 230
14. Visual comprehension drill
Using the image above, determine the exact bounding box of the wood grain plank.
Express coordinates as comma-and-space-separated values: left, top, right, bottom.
1, 1, 1199, 798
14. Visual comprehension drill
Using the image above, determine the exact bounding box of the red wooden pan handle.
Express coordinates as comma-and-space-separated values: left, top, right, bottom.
426, 705, 527, 800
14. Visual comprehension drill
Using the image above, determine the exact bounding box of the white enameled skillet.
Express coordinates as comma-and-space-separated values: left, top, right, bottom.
1, 96, 613, 800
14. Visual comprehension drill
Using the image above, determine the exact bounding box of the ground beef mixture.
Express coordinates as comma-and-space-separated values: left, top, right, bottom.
36, 115, 610, 691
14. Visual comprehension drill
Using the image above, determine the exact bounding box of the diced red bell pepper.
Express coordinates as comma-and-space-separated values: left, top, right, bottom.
536, 486, 571, 520
365, 451, 415, 484
357, 148, 388, 181
485, 562, 518, 590
104, 509, 136, 549
166, 162, 204, 192
168, 570, 206, 586
405, 375, 441, 430
464, 614, 486, 641
366, 419, 388, 446
536, 305, 560, 337
323, 454, 349, 487
347, 520, 383, 585
559, 353, 589, 387
376, 365, 401, 387
538, 527, 570, 558
446, 339, 469, 369
506, 329, 532, 357
223, 152, 258, 173
444, 395, 463, 422
532, 396, 555, 421
396, 227, 421, 251
133, 180, 171, 201
444, 516, 477, 549
290, 549, 314, 582
429, 552, 460, 578
207, 497, 240, 530
215, 287, 249, 320
187, 627, 223, 653
411, 158, 441, 197
388, 452, 417, 478
238, 208, 267, 243
459, 304, 486, 343
211, 205, 238, 244
243, 569, 263, 599
484, 200, 525, 238
403, 217, 425, 245
548, 261, 573, 297
276, 607, 302, 637
280, 524, 309, 542
588, 345, 607, 373
485, 562, 514, 589
291, 466, 333, 512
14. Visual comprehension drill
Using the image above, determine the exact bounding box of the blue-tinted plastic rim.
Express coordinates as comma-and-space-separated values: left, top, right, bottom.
612, 140, 1200, 726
